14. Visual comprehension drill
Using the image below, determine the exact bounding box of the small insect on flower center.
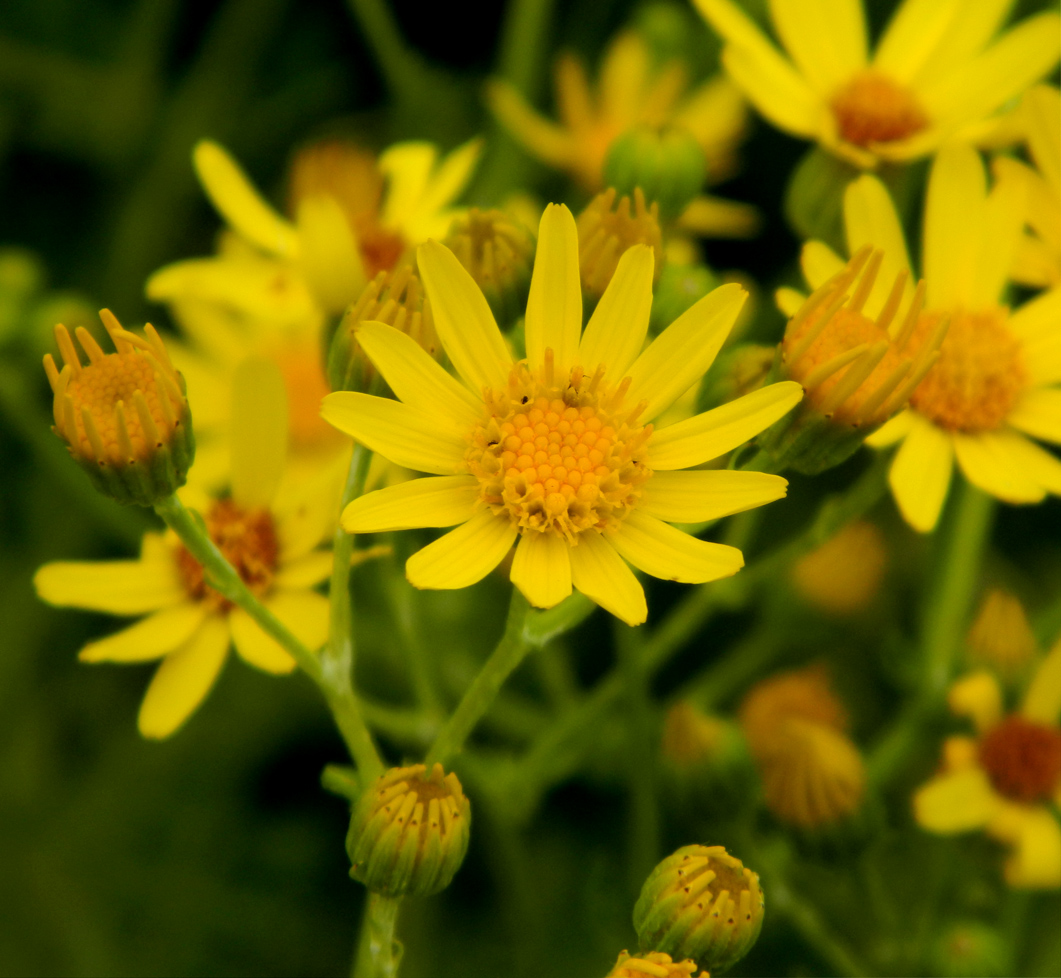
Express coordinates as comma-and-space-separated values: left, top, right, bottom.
909, 308, 1027, 432
467, 356, 653, 542
831, 71, 929, 147
979, 715, 1061, 804
175, 498, 280, 609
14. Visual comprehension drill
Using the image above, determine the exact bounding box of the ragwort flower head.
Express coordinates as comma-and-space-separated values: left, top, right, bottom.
34, 359, 338, 739
793, 144, 1061, 533
324, 205, 802, 625
696, 0, 1061, 169
914, 642, 1061, 888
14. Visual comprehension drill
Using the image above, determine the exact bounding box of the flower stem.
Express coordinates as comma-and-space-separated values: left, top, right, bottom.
325, 444, 384, 781
425, 588, 531, 768
353, 893, 402, 978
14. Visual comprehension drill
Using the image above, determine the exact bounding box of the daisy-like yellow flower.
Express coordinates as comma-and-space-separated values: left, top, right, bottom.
993, 85, 1061, 289
34, 359, 337, 739
695, 0, 1061, 169
322, 205, 802, 625
486, 30, 755, 238
914, 642, 1061, 888
793, 144, 1061, 532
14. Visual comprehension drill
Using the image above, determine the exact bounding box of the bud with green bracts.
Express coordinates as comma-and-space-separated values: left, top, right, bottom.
603, 126, 706, 222
634, 845, 764, 973
346, 763, 471, 898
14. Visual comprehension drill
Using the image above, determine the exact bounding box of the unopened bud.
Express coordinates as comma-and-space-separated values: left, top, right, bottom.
604, 126, 706, 221
578, 188, 663, 298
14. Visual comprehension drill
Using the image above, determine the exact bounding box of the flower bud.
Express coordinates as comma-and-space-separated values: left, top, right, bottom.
346, 762, 471, 898
929, 922, 1012, 978
966, 589, 1038, 678
761, 246, 947, 474
634, 845, 764, 973
444, 207, 534, 329
605, 949, 707, 978
43, 309, 194, 506
649, 263, 719, 335
578, 188, 663, 298
791, 520, 886, 615
604, 126, 707, 222
327, 266, 438, 393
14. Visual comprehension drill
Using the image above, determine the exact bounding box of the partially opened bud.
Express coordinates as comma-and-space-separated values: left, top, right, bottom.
346, 763, 471, 898
43, 309, 194, 506
577, 188, 663, 298
634, 845, 764, 973
967, 589, 1038, 677
603, 125, 707, 221
605, 949, 708, 978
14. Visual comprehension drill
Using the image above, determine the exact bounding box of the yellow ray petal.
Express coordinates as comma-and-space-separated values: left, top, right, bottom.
79, 603, 209, 663
888, 413, 953, 533
525, 204, 582, 376
1025, 84, 1061, 195
872, 0, 963, 84
320, 392, 466, 475
356, 321, 483, 428
274, 452, 348, 561
776, 287, 806, 318
999, 808, 1061, 889
274, 551, 334, 590
417, 240, 512, 393
34, 551, 185, 615
676, 196, 760, 238
923, 144, 985, 309
948, 670, 1003, 733
342, 476, 480, 533
414, 138, 483, 230
649, 381, 803, 469
510, 532, 572, 609
569, 531, 647, 627
485, 79, 574, 169
801, 240, 846, 290
231, 356, 288, 509
378, 142, 436, 230
1021, 640, 1061, 724
913, 768, 1000, 833
599, 31, 651, 129
296, 194, 365, 314
864, 408, 915, 447
969, 168, 1028, 307
905, 0, 1009, 86
768, 0, 867, 95
230, 589, 328, 673
608, 510, 744, 584
229, 606, 298, 674
1008, 388, 1061, 445
843, 176, 914, 318
952, 431, 1050, 503
137, 615, 230, 739
640, 470, 789, 523
625, 283, 746, 421
578, 244, 654, 378
193, 141, 298, 258
405, 510, 517, 590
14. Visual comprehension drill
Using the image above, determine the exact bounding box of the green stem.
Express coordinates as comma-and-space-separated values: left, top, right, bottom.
345, 0, 422, 98
425, 589, 531, 767
325, 444, 384, 781
353, 893, 402, 978
769, 872, 867, 977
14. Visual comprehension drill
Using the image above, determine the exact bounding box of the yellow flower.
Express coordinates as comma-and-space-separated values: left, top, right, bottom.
993, 85, 1061, 289
323, 205, 802, 625
914, 642, 1061, 888
34, 360, 338, 739
486, 30, 755, 239
606, 949, 707, 978
793, 144, 1061, 532
695, 0, 1061, 169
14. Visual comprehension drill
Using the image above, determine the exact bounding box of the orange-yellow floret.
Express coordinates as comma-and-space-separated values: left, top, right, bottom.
830, 72, 928, 148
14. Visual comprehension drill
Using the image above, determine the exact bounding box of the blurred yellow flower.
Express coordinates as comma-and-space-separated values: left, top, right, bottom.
791, 519, 886, 615
486, 30, 754, 238
967, 588, 1039, 677
33, 360, 338, 739
695, 0, 1061, 169
793, 144, 1061, 532
914, 643, 1061, 888
324, 204, 802, 625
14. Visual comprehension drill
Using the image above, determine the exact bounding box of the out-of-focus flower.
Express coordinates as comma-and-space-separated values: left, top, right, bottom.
993, 85, 1061, 289
34, 359, 339, 739
606, 950, 707, 978
791, 145, 1061, 532
486, 30, 756, 239
578, 188, 664, 298
695, 0, 1061, 169
326, 205, 802, 625
929, 921, 1012, 978
967, 588, 1039, 677
792, 519, 886, 614
914, 642, 1061, 888
740, 664, 866, 828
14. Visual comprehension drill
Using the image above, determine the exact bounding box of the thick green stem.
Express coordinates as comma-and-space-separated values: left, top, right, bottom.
769, 872, 867, 977
425, 589, 531, 768
326, 444, 384, 781
353, 893, 402, 978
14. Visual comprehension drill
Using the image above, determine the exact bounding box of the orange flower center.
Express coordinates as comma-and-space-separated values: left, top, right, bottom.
831, 71, 928, 148
467, 360, 652, 541
979, 715, 1061, 804
358, 226, 408, 278
908, 308, 1027, 432
271, 347, 344, 453
175, 498, 280, 610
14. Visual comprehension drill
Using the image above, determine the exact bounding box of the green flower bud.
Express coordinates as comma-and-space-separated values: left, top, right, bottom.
444, 207, 534, 330
634, 845, 764, 974
650, 263, 719, 335
605, 949, 707, 978
603, 126, 706, 222
929, 922, 1011, 978
44, 310, 195, 507
347, 763, 471, 898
